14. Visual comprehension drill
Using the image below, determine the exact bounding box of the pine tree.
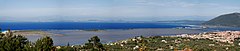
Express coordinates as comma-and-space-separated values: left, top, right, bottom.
0, 34, 29, 51
35, 36, 53, 51
83, 36, 105, 51
0, 28, 3, 37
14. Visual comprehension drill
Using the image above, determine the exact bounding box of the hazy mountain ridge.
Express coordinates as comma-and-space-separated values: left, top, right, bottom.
203, 13, 240, 27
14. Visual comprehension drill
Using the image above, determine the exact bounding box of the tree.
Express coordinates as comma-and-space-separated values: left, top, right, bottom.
35, 36, 54, 51
57, 43, 75, 51
0, 34, 29, 51
234, 37, 240, 46
0, 28, 2, 33
5, 29, 13, 37
83, 36, 105, 50
0, 28, 3, 38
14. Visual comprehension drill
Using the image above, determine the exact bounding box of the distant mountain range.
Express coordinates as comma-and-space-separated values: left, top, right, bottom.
157, 20, 205, 22
203, 12, 240, 27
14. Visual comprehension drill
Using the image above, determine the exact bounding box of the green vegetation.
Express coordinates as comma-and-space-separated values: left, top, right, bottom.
0, 29, 54, 51
105, 36, 240, 51
0, 28, 3, 37
56, 43, 76, 51
0, 29, 29, 51
234, 37, 240, 46
1, 28, 240, 51
81, 36, 105, 50
35, 36, 54, 51
0, 34, 29, 51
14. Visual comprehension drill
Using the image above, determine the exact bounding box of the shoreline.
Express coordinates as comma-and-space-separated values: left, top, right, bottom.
12, 30, 67, 37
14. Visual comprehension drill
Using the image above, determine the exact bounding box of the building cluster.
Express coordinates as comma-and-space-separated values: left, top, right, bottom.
177, 31, 240, 43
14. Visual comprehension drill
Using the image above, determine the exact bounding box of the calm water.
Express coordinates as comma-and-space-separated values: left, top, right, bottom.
0, 22, 190, 30
2, 22, 240, 46
26, 29, 204, 46
0, 22, 194, 45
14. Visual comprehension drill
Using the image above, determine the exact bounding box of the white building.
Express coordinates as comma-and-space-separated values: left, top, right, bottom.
1, 31, 8, 34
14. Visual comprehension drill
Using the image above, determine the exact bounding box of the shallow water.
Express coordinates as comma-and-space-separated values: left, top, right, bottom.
25, 29, 204, 46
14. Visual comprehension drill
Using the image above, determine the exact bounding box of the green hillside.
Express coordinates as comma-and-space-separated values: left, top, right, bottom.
203, 13, 240, 27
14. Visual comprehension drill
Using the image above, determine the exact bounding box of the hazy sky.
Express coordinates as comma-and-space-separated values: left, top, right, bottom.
0, 0, 240, 22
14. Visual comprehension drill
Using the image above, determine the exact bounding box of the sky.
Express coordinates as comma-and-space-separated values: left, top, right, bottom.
0, 0, 240, 22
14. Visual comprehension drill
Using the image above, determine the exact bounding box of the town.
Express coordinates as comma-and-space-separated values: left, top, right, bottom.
177, 31, 240, 44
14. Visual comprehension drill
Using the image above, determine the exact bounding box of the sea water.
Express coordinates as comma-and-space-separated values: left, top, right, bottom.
0, 22, 190, 30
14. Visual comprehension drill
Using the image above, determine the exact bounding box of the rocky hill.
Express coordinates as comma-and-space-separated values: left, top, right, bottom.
203, 13, 240, 27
